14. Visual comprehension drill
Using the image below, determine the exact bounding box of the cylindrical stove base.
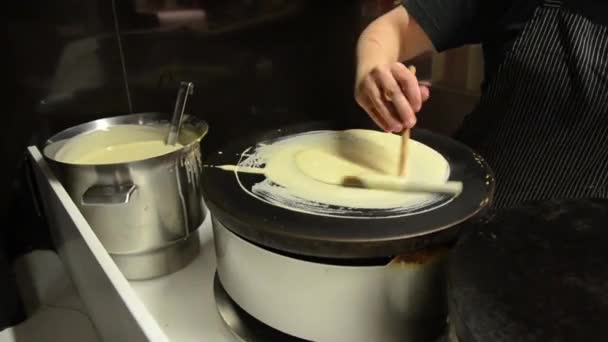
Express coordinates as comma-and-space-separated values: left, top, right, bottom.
214, 272, 308, 342
213, 218, 447, 342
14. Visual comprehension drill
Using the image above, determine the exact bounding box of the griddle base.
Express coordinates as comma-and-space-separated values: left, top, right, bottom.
214, 272, 310, 342
214, 271, 454, 342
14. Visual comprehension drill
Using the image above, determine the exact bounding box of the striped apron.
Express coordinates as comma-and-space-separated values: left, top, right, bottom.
456, 0, 608, 209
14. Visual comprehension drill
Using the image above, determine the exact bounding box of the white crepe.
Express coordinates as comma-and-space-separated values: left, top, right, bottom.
230, 129, 451, 216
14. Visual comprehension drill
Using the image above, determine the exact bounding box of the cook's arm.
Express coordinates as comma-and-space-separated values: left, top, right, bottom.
355, 6, 435, 132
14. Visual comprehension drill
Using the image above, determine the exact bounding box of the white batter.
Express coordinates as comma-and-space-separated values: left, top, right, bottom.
226, 129, 452, 216
55, 124, 191, 165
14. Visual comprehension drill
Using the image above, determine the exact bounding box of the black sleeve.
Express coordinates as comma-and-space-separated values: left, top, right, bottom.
402, 0, 485, 52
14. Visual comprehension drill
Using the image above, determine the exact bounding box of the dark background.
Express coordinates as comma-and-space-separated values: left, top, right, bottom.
3, 1, 398, 325
4, 0, 410, 259
2, 0, 475, 328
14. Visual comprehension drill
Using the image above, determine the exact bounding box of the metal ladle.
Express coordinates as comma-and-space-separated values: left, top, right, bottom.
166, 81, 195, 146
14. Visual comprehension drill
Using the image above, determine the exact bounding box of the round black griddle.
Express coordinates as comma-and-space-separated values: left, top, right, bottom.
202, 121, 494, 259
448, 198, 608, 342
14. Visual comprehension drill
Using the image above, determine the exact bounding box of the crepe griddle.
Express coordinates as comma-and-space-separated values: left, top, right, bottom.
448, 198, 608, 342
202, 121, 494, 259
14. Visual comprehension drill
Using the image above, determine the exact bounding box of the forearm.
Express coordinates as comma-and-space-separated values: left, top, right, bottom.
355, 6, 434, 87
354, 6, 434, 131
356, 16, 403, 85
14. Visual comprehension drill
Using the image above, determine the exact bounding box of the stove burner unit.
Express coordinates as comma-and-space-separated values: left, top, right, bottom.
203, 122, 494, 342
215, 273, 454, 342
214, 273, 309, 342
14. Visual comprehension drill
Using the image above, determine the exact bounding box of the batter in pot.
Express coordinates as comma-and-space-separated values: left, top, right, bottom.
55, 125, 189, 165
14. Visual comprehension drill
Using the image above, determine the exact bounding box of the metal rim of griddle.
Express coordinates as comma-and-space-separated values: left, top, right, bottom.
202, 121, 495, 259
214, 272, 310, 342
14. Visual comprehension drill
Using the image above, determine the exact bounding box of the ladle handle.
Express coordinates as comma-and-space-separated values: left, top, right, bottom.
166, 81, 195, 146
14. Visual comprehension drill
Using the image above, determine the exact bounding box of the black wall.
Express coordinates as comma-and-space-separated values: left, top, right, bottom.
5, 0, 396, 258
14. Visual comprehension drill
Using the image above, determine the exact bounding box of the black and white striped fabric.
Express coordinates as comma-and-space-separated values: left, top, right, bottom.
456, 0, 608, 209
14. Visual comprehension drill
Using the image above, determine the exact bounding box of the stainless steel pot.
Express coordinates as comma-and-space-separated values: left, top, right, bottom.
213, 219, 447, 342
43, 112, 209, 280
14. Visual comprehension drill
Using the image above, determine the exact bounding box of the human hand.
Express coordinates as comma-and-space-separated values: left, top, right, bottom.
355, 63, 430, 133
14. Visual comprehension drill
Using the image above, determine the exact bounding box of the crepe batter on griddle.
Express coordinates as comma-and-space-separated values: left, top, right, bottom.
219, 129, 452, 216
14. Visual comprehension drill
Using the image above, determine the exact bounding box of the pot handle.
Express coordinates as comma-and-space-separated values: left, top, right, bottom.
81, 184, 137, 206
